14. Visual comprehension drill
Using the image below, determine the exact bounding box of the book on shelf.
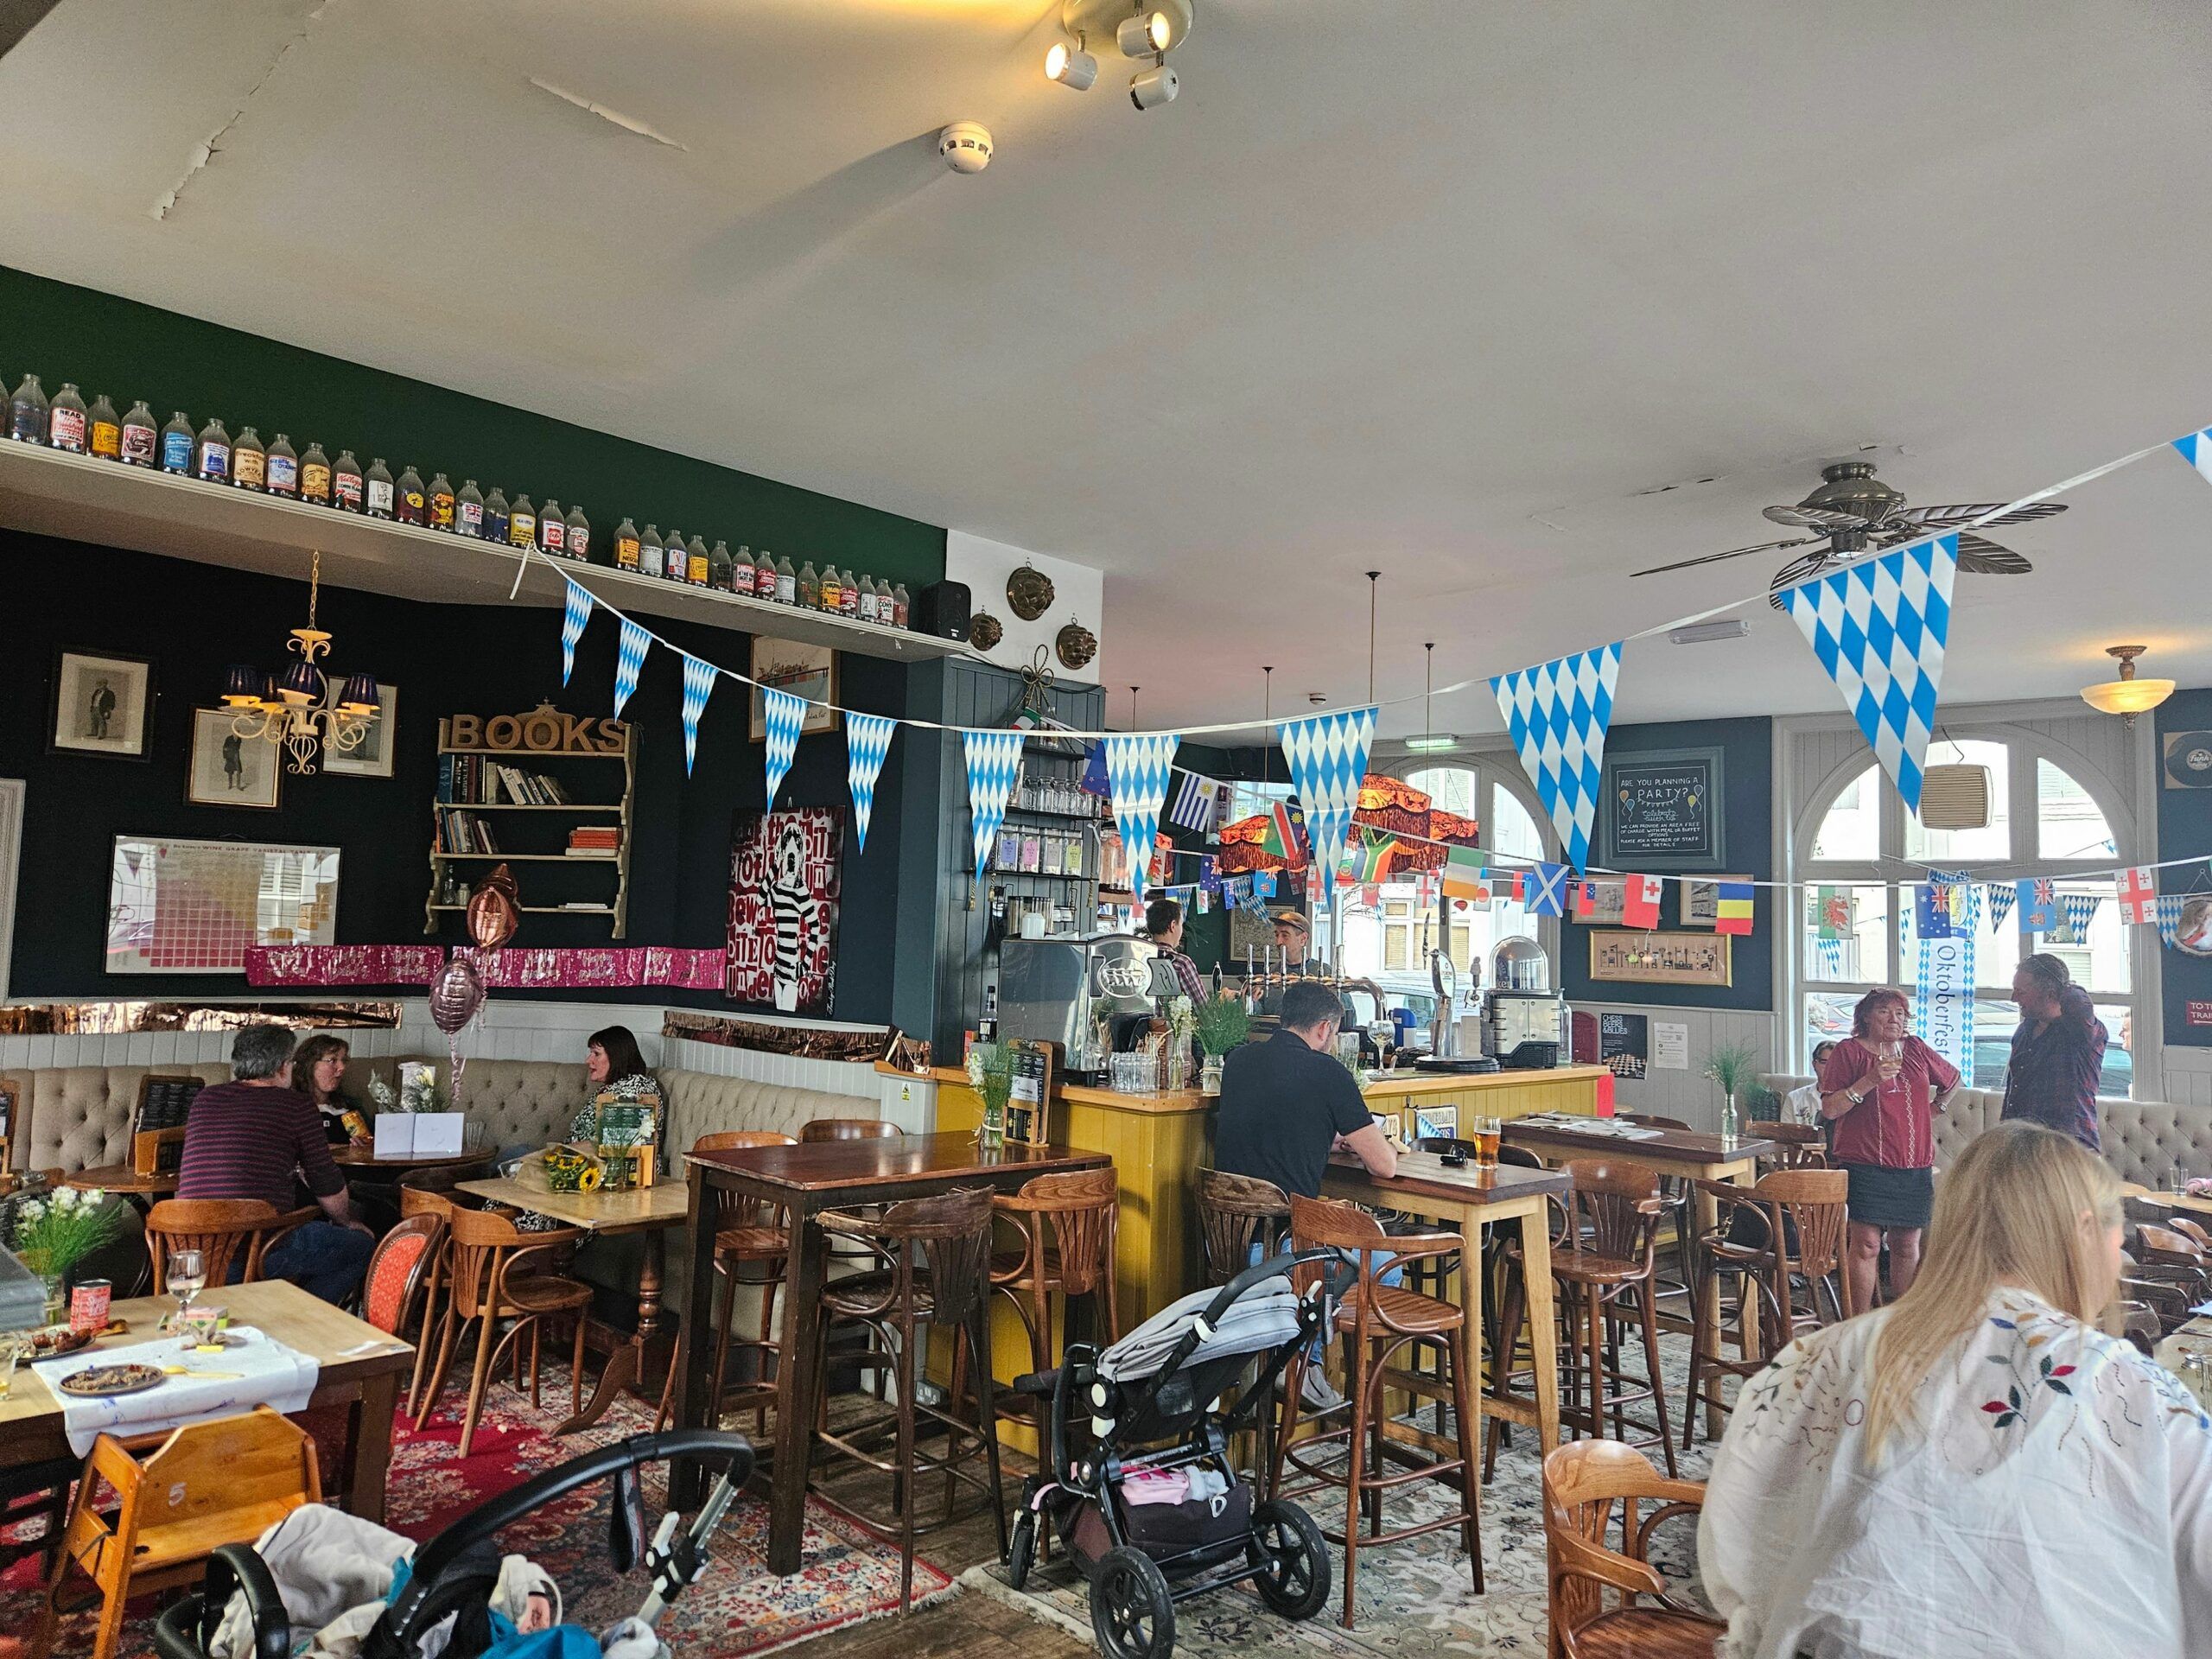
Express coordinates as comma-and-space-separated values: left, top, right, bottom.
435, 809, 499, 855
435, 753, 575, 806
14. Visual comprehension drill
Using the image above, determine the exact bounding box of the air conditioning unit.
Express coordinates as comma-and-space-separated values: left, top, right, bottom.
1919, 764, 1992, 830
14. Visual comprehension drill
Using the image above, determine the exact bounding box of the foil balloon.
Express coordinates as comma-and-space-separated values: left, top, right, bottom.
430, 950, 486, 1034
467, 863, 520, 953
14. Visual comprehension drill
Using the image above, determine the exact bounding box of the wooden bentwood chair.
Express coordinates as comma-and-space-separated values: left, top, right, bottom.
143, 1198, 318, 1292
987, 1167, 1121, 1414
1542, 1440, 1723, 1658
1548, 1160, 1677, 1476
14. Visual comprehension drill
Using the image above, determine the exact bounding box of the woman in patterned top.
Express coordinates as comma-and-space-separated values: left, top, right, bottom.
569, 1025, 656, 1142
1701, 1122, 2212, 1658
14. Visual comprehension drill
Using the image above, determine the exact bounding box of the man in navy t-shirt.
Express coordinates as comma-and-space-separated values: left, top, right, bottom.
1214, 979, 1397, 1198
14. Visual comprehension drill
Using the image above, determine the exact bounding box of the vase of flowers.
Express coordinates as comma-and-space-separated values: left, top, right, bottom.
1704, 1039, 1760, 1150
13, 1185, 125, 1325
1192, 996, 1251, 1096
967, 1042, 1014, 1150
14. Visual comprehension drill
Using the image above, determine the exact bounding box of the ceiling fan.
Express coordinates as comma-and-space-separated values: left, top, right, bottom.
1629, 460, 2066, 603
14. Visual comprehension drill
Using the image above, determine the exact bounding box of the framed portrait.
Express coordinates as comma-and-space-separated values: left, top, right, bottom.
322, 680, 399, 778
187, 709, 282, 810
49, 649, 155, 760
749, 638, 839, 741
1680, 874, 1754, 929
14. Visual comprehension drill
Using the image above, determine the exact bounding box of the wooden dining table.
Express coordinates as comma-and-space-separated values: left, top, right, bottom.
671, 1132, 1111, 1575
0, 1278, 414, 1522
1321, 1152, 1573, 1475
1503, 1116, 1776, 1437
60, 1166, 176, 1200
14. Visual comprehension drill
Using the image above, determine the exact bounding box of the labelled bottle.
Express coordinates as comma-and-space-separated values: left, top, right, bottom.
456, 479, 484, 537
266, 432, 299, 496
120, 401, 157, 467
194, 416, 232, 483
539, 499, 566, 555
87, 393, 120, 459
429, 472, 456, 531
731, 543, 755, 595
483, 485, 510, 543
775, 554, 796, 605
796, 558, 818, 608
508, 493, 537, 548
334, 449, 365, 512
859, 575, 880, 624
566, 504, 591, 563
301, 441, 332, 505
396, 464, 428, 524
687, 533, 709, 585
639, 524, 664, 579
709, 539, 734, 589
753, 549, 778, 601
839, 569, 861, 618
365, 456, 395, 518
891, 581, 910, 628
820, 564, 842, 613
8, 373, 50, 443
613, 517, 640, 571
231, 425, 267, 491
161, 410, 195, 473
661, 529, 684, 582
47, 382, 87, 452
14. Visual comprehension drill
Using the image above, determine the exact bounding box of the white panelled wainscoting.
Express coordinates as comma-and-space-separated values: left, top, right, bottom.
1573, 1001, 1780, 1132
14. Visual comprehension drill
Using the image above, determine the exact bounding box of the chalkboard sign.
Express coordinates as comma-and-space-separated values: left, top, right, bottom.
1600, 747, 1725, 870
1599, 1012, 1648, 1080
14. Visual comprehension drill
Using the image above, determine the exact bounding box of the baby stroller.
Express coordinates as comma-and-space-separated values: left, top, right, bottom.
1007, 1250, 1351, 1659
149, 1428, 753, 1659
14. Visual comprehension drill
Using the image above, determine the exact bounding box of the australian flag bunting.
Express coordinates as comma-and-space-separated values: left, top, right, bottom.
760, 685, 805, 806
845, 712, 896, 853
560, 578, 594, 686
678, 653, 716, 776
1103, 733, 1180, 906
1778, 532, 1957, 813
1491, 645, 1622, 871
963, 728, 1027, 880
1278, 708, 1376, 880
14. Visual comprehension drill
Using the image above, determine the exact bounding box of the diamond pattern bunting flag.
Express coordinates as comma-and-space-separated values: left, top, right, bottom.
1523, 861, 1570, 917
1103, 733, 1180, 906
845, 712, 896, 853
1984, 881, 2016, 928
1624, 873, 1662, 929
560, 577, 594, 685
760, 686, 805, 806
1278, 708, 1376, 880
613, 617, 652, 717
2057, 892, 2101, 943
2173, 426, 2212, 487
1778, 532, 1957, 813
2158, 893, 2186, 948
962, 728, 1027, 880
1490, 645, 1622, 871
679, 653, 716, 776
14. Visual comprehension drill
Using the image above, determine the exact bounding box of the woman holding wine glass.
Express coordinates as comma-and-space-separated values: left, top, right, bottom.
1816, 987, 1960, 1315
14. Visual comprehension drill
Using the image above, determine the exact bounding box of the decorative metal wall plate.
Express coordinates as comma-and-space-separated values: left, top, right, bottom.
969, 610, 1004, 650
1055, 618, 1097, 671
1006, 563, 1056, 621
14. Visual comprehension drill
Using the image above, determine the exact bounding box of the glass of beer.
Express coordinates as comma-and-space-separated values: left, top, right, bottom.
1474, 1116, 1503, 1169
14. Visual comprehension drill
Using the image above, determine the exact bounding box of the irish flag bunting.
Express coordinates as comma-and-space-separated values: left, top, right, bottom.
1440, 846, 1491, 902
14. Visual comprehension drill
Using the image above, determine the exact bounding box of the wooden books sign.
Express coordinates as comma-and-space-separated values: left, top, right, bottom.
441, 703, 628, 754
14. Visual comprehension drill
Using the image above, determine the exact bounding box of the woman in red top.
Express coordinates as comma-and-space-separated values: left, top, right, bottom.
1816, 987, 1960, 1315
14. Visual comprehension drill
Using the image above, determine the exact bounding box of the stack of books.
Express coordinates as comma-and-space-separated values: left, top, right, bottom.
567, 826, 621, 859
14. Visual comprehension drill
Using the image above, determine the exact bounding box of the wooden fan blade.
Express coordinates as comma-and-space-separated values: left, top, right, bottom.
1891, 500, 2069, 530
1629, 536, 1815, 578
1764, 505, 1870, 531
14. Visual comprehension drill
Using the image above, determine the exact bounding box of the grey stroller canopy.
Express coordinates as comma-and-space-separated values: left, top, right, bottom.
1096, 1274, 1307, 1385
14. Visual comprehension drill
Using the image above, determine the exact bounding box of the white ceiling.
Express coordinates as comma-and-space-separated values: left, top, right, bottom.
5, 1, 2212, 737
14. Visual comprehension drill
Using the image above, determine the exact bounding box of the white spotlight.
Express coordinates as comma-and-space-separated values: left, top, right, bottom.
1129, 63, 1179, 109
1117, 8, 1172, 55
1046, 40, 1098, 90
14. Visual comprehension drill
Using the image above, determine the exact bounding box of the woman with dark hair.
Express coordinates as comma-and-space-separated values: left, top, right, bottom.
569, 1025, 655, 1142
289, 1033, 369, 1147
1815, 986, 1960, 1313
2002, 952, 2108, 1152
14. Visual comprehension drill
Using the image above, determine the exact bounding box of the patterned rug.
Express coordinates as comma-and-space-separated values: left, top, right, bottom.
964, 1332, 1717, 1657
2, 1389, 952, 1658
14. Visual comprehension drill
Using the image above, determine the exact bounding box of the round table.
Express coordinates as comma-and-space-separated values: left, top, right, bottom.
331, 1147, 489, 1173
61, 1165, 177, 1199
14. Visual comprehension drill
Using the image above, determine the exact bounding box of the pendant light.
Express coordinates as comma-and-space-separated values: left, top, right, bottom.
2080, 645, 2174, 723
1405, 641, 1459, 753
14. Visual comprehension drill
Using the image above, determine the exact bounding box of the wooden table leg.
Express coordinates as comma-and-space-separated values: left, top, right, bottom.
766, 1209, 826, 1577
636, 1224, 666, 1345
671, 1165, 724, 1511
1452, 1205, 1483, 1523
556, 1344, 639, 1434
345, 1372, 397, 1523
1695, 1173, 1729, 1440
1519, 1204, 1561, 1454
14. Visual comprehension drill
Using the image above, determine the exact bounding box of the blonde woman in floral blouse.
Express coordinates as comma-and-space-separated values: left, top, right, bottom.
1700, 1122, 2212, 1658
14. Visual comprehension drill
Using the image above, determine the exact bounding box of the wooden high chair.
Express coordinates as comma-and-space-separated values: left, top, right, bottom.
34, 1406, 321, 1659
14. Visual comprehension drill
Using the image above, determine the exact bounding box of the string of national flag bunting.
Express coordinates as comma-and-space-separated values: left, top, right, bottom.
541, 421, 2212, 933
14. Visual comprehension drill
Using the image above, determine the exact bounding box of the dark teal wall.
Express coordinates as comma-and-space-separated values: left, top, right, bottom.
2158, 690, 2212, 1046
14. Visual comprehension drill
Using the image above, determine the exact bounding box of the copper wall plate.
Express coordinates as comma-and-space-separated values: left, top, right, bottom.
969, 611, 1004, 650
1006, 563, 1055, 621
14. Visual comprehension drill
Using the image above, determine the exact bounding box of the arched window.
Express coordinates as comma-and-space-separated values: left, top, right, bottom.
1792, 732, 2139, 1096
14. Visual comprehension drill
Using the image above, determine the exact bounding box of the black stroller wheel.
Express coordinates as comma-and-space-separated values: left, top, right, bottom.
1006, 1508, 1037, 1591
1091, 1546, 1176, 1659
1248, 1499, 1331, 1621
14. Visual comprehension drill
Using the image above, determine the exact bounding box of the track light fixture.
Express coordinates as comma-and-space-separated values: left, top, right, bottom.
1117, 8, 1172, 55
1129, 62, 1179, 109
1058, 0, 1192, 111
1046, 37, 1098, 90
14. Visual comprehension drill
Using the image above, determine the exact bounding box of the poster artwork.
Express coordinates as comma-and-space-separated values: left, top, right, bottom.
727, 808, 843, 1016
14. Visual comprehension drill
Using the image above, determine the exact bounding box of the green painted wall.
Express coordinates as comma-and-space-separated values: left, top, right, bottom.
0, 264, 946, 586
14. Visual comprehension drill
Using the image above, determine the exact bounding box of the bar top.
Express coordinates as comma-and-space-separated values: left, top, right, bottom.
885, 1058, 1610, 1115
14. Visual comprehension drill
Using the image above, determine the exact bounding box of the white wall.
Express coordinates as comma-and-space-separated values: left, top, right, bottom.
943, 530, 1106, 694
1575, 1000, 1779, 1132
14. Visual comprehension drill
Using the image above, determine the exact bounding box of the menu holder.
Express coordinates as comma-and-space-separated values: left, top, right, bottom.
133, 1074, 203, 1135
130, 1128, 188, 1178
1005, 1040, 1057, 1148
373, 1112, 466, 1157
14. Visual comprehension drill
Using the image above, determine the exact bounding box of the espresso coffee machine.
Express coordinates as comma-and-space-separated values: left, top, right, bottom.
997, 933, 1181, 1078
1482, 936, 1567, 1070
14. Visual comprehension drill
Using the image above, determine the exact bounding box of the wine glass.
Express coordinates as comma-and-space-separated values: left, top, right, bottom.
1875, 1039, 1904, 1088
167, 1248, 207, 1345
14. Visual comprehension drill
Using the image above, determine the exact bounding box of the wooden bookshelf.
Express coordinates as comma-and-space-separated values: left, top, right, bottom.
426, 705, 634, 937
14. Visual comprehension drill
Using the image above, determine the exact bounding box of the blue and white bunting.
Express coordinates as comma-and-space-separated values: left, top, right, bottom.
1491, 645, 1621, 872
1779, 532, 1957, 814
2158, 893, 2186, 949
1278, 708, 1376, 880
1103, 733, 1180, 906
2173, 427, 2212, 487
761, 686, 805, 806
679, 653, 717, 776
2056, 892, 2102, 944
1984, 881, 2016, 929
561, 578, 594, 686
1166, 770, 1222, 836
613, 617, 652, 718
962, 728, 1027, 880
845, 712, 897, 852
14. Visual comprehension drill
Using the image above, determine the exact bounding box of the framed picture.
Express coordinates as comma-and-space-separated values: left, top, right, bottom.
1570, 877, 1626, 925
749, 638, 839, 741
1680, 874, 1754, 929
1588, 929, 1732, 987
322, 680, 399, 778
1599, 747, 1725, 871
727, 806, 843, 1015
187, 709, 282, 809
49, 649, 155, 760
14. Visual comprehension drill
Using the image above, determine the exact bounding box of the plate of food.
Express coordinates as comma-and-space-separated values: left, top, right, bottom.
22, 1325, 93, 1360
56, 1361, 167, 1397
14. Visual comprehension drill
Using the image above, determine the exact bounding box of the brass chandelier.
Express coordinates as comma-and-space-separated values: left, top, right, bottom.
221, 551, 380, 776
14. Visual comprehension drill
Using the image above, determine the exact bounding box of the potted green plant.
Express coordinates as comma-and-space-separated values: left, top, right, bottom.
1191, 996, 1251, 1096
13, 1185, 127, 1325
1704, 1039, 1761, 1149
966, 1041, 1014, 1150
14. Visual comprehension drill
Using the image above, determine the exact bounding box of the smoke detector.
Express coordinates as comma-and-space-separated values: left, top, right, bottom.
939, 122, 993, 174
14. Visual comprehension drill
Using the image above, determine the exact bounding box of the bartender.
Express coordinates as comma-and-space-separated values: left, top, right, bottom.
1146, 897, 1206, 1001
1271, 908, 1319, 975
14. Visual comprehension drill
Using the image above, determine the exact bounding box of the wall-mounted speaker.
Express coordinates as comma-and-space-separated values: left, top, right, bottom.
912, 580, 972, 642
1918, 764, 1992, 830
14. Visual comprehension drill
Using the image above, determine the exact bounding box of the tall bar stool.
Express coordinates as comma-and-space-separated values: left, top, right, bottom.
1195, 1167, 1294, 1480
1274, 1194, 1481, 1627
982, 1168, 1120, 1425
1616, 1116, 1695, 1318
691, 1130, 798, 1433
1481, 1146, 1573, 1480
1548, 1160, 1677, 1476
810, 1186, 1005, 1614
802, 1117, 904, 1142
1681, 1168, 1849, 1451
